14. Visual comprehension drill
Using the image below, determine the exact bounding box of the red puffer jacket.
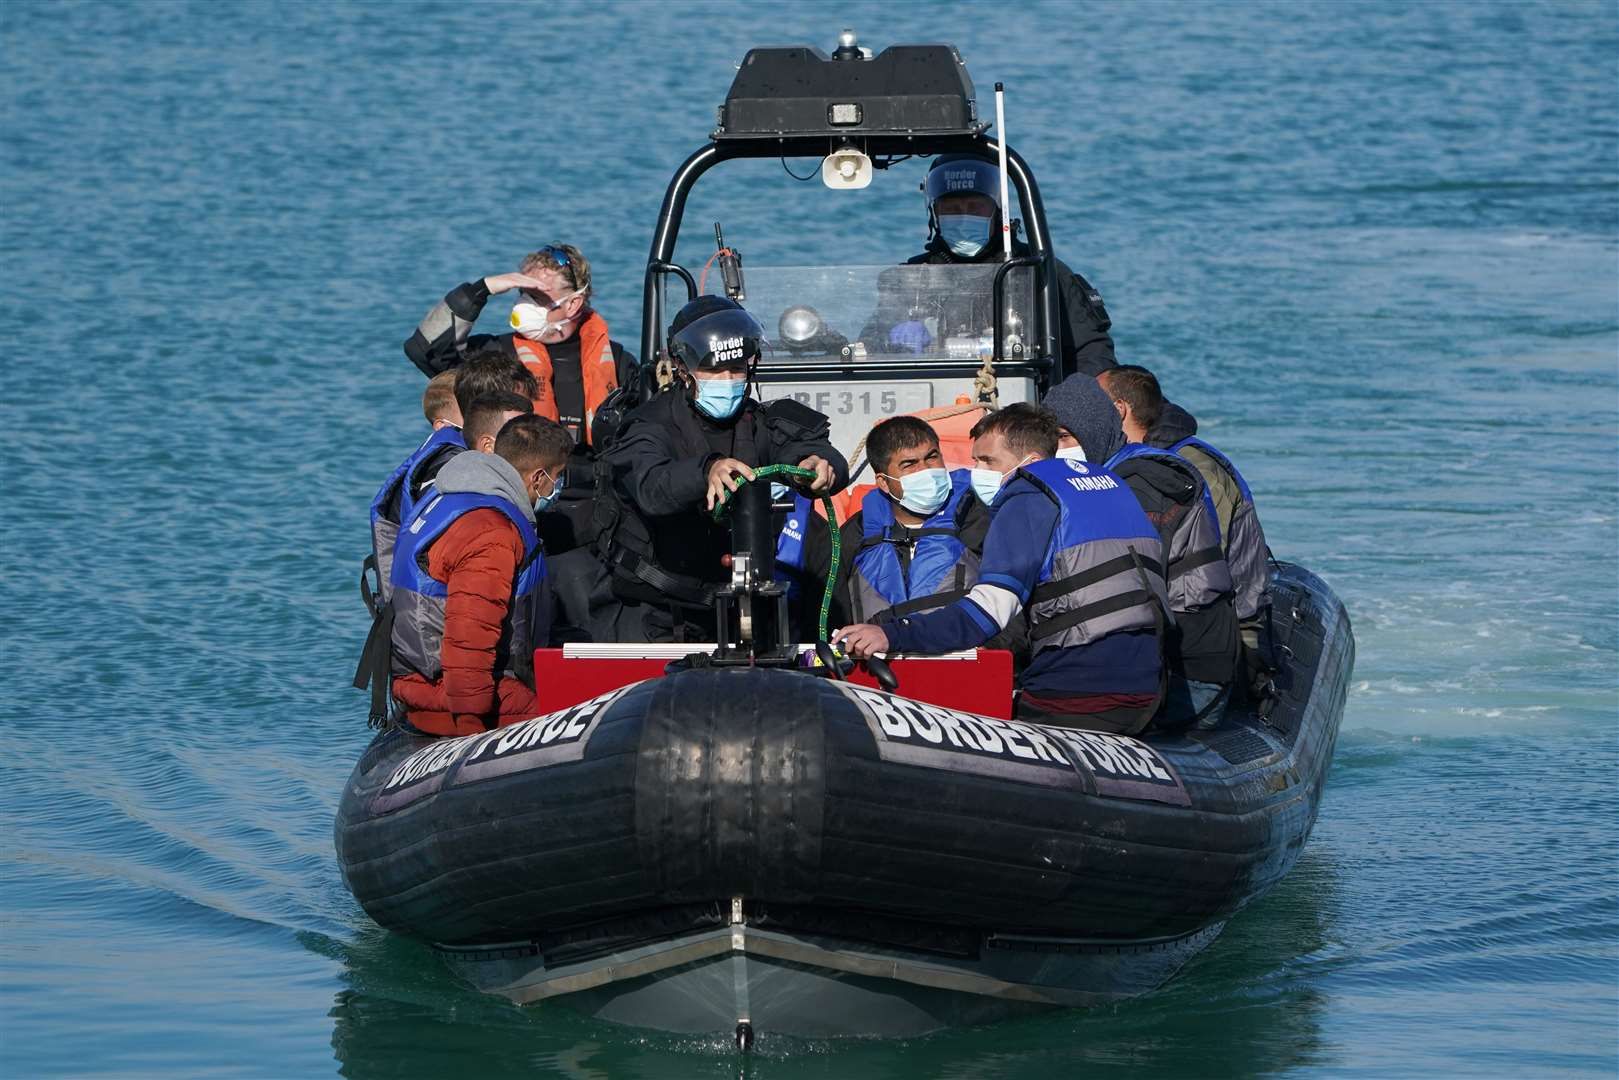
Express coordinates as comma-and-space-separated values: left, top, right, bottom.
391, 508, 541, 735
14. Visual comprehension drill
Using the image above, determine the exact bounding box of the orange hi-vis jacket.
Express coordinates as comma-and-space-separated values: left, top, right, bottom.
511, 311, 618, 446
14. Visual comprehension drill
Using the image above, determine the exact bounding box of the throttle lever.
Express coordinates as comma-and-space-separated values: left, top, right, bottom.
814, 641, 852, 681
863, 654, 900, 692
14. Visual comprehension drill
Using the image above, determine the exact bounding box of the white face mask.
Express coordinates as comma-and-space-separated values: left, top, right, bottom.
1056, 445, 1087, 462
510, 293, 579, 342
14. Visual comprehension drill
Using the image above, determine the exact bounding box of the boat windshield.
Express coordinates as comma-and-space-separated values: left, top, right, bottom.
658, 262, 1037, 366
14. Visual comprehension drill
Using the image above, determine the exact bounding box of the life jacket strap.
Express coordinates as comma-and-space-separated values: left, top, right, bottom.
1168, 545, 1224, 579
1130, 552, 1170, 730
359, 553, 382, 618
882, 585, 971, 620
856, 526, 958, 554
1028, 587, 1157, 642
609, 546, 715, 608
352, 601, 397, 728
1029, 552, 1164, 606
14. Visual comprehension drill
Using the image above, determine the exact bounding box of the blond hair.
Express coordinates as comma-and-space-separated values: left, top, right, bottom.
519, 244, 593, 302
422, 369, 460, 426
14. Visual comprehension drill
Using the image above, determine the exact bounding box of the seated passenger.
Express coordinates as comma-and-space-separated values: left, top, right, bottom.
1046, 373, 1240, 727
841, 416, 989, 622
423, 369, 461, 430
857, 154, 1114, 373
459, 392, 533, 455
404, 245, 639, 551
366, 367, 497, 608
599, 296, 847, 642
837, 404, 1167, 735
373, 349, 537, 530
776, 415, 994, 638
389, 415, 572, 736
355, 356, 545, 721
1100, 365, 1273, 690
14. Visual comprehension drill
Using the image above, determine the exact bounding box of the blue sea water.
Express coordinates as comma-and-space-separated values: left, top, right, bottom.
2, 1, 1616, 1076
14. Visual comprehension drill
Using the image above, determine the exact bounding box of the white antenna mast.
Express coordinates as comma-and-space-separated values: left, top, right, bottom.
994, 81, 1013, 261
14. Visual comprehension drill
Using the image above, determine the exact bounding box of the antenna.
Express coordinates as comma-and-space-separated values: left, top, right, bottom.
714, 222, 746, 301
995, 82, 1013, 261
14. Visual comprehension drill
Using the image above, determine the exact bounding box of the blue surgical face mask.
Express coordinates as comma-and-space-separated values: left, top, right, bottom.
693, 375, 748, 419
884, 467, 951, 517
938, 213, 993, 258
770, 481, 791, 502
970, 467, 1005, 507
970, 456, 1033, 506
533, 469, 564, 513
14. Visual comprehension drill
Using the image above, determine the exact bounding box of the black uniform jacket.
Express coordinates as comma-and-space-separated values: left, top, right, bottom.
601, 390, 849, 606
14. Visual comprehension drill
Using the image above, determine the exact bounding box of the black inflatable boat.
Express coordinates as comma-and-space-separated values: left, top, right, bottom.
338, 36, 1355, 1042
335, 562, 1352, 1040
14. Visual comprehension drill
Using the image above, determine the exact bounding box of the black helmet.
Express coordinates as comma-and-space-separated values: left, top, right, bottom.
923, 154, 1002, 209
667, 295, 765, 372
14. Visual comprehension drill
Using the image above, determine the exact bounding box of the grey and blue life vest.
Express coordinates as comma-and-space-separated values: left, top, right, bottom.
1105, 444, 1235, 615
1170, 436, 1271, 621
1015, 458, 1169, 656
388, 489, 549, 691
847, 470, 980, 623
368, 426, 466, 607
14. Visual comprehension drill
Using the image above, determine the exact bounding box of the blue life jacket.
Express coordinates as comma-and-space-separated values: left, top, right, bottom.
1105, 443, 1234, 614
1014, 458, 1168, 656
389, 489, 548, 693
368, 426, 466, 607
1170, 436, 1270, 620
774, 492, 815, 599
848, 470, 979, 623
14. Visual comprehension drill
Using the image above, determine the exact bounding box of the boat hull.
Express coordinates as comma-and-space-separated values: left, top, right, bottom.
335, 562, 1352, 1038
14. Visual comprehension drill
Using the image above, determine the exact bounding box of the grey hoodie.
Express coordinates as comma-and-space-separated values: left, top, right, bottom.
431, 449, 536, 523
1043, 374, 1126, 464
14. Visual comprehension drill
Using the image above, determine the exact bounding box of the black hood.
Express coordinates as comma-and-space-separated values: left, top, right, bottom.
1043, 374, 1126, 464
1147, 400, 1199, 448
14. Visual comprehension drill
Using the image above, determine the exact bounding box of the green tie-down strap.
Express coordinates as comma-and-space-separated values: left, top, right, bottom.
710, 463, 841, 644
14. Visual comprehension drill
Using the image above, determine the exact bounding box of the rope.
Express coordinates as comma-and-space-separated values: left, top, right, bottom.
974, 355, 1000, 408
709, 464, 840, 644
